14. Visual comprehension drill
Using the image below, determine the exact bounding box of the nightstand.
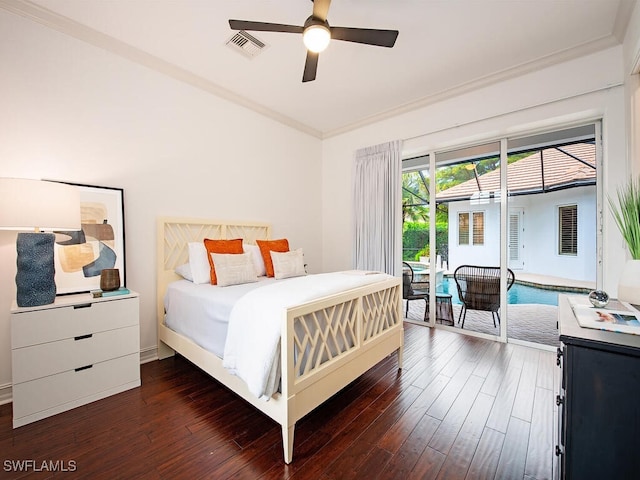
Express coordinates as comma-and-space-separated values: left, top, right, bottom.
556, 294, 640, 479
10, 291, 141, 428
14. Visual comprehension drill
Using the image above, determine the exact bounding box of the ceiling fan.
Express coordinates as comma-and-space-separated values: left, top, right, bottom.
229, 0, 399, 82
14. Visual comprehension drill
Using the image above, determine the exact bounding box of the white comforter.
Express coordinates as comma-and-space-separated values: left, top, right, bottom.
222, 271, 392, 400
164, 278, 276, 357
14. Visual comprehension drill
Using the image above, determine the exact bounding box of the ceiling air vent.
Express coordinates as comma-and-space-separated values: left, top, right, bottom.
226, 30, 267, 58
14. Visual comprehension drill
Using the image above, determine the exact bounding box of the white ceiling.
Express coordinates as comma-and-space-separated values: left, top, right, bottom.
4, 0, 636, 138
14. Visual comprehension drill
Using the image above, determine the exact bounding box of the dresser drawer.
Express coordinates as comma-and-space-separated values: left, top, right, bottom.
12, 353, 140, 421
12, 296, 139, 348
12, 325, 140, 384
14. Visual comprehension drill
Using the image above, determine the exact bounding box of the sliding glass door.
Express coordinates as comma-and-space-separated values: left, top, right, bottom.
402, 158, 433, 323
433, 142, 503, 338
402, 123, 601, 348
504, 125, 598, 347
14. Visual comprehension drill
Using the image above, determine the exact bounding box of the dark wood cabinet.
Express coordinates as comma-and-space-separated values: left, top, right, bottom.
557, 295, 640, 480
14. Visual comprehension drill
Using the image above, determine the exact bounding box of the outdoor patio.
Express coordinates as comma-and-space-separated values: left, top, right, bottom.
404, 301, 560, 348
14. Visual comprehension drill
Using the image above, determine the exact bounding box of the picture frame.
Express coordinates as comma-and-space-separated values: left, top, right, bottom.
53, 182, 126, 295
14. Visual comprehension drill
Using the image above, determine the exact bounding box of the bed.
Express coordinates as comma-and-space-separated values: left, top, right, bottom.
156, 217, 403, 463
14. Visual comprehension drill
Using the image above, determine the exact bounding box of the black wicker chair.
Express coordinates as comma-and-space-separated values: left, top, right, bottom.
453, 265, 515, 328
402, 262, 429, 321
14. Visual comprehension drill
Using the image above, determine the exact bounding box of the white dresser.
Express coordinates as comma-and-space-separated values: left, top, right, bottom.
10, 292, 141, 428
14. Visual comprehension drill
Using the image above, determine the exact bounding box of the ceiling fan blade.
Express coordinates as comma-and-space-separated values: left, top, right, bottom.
302, 51, 319, 82
312, 0, 332, 22
330, 26, 398, 47
229, 19, 304, 34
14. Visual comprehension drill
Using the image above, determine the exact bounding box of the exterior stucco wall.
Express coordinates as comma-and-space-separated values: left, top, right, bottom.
447, 185, 597, 282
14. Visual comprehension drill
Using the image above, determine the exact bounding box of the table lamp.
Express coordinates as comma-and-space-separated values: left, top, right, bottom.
0, 178, 81, 307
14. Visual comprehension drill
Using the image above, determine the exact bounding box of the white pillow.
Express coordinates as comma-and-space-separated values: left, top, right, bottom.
243, 243, 266, 276
210, 252, 258, 287
175, 263, 193, 282
271, 249, 306, 280
188, 242, 211, 284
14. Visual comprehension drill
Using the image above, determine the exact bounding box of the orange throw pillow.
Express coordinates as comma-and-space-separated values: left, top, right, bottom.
203, 238, 244, 285
256, 239, 290, 277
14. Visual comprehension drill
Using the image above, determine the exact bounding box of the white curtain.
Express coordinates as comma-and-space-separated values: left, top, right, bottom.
353, 140, 403, 275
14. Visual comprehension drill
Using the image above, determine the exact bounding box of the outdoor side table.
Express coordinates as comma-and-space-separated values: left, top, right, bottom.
432, 293, 454, 325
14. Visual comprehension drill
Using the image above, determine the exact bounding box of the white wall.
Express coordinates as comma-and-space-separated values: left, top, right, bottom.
623, 0, 640, 75
322, 46, 628, 298
624, 0, 640, 179
510, 186, 597, 281
0, 11, 322, 395
447, 203, 500, 269
445, 186, 597, 282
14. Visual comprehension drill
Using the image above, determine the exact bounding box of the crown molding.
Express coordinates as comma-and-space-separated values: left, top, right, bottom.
0, 0, 323, 139
323, 35, 621, 139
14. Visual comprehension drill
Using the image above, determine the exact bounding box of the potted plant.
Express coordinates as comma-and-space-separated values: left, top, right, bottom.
608, 176, 640, 302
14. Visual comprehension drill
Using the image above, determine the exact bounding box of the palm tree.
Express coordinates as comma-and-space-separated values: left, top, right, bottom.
403, 171, 430, 222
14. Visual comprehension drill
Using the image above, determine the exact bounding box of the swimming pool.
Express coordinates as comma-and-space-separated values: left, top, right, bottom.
438, 277, 576, 307
404, 262, 581, 306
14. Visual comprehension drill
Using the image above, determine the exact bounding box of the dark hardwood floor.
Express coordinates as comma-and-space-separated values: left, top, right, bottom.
0, 323, 558, 479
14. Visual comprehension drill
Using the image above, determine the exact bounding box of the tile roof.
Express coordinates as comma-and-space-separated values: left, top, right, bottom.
436, 143, 596, 202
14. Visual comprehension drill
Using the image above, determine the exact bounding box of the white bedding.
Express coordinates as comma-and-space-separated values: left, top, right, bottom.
164, 277, 277, 357
164, 271, 392, 400
223, 271, 392, 399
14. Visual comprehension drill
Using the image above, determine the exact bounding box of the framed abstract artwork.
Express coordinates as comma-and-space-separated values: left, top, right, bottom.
53, 182, 126, 295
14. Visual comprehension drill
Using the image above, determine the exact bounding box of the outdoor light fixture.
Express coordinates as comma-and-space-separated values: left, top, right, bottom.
303, 21, 331, 53
0, 178, 81, 307
466, 163, 482, 190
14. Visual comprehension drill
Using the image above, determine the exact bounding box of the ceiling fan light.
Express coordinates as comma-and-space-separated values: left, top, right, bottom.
303, 24, 330, 53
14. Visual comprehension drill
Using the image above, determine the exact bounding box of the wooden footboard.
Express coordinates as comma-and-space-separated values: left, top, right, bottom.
157, 217, 403, 463
280, 278, 403, 462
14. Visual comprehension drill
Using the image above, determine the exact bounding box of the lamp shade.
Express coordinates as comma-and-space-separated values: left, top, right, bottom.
0, 178, 81, 231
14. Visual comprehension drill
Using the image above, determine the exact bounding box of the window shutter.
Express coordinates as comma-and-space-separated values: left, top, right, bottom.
458, 213, 469, 245
559, 205, 578, 255
509, 212, 520, 261
472, 212, 484, 245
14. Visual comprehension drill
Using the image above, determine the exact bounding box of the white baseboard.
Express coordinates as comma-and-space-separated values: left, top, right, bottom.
140, 346, 158, 364
0, 383, 12, 406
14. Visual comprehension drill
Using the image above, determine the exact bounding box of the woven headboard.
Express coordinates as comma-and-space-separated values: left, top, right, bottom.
156, 217, 271, 330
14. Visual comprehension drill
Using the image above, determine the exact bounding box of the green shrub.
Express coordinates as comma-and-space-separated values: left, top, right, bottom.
402, 221, 449, 262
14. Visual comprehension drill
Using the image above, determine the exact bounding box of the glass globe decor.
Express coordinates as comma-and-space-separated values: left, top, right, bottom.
588, 290, 610, 308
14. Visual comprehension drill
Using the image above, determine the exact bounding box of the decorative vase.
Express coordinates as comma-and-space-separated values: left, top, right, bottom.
617, 259, 640, 304
100, 268, 120, 291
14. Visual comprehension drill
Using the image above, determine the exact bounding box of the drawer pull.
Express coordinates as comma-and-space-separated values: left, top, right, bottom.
74, 334, 93, 341
73, 303, 92, 309
75, 365, 93, 372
